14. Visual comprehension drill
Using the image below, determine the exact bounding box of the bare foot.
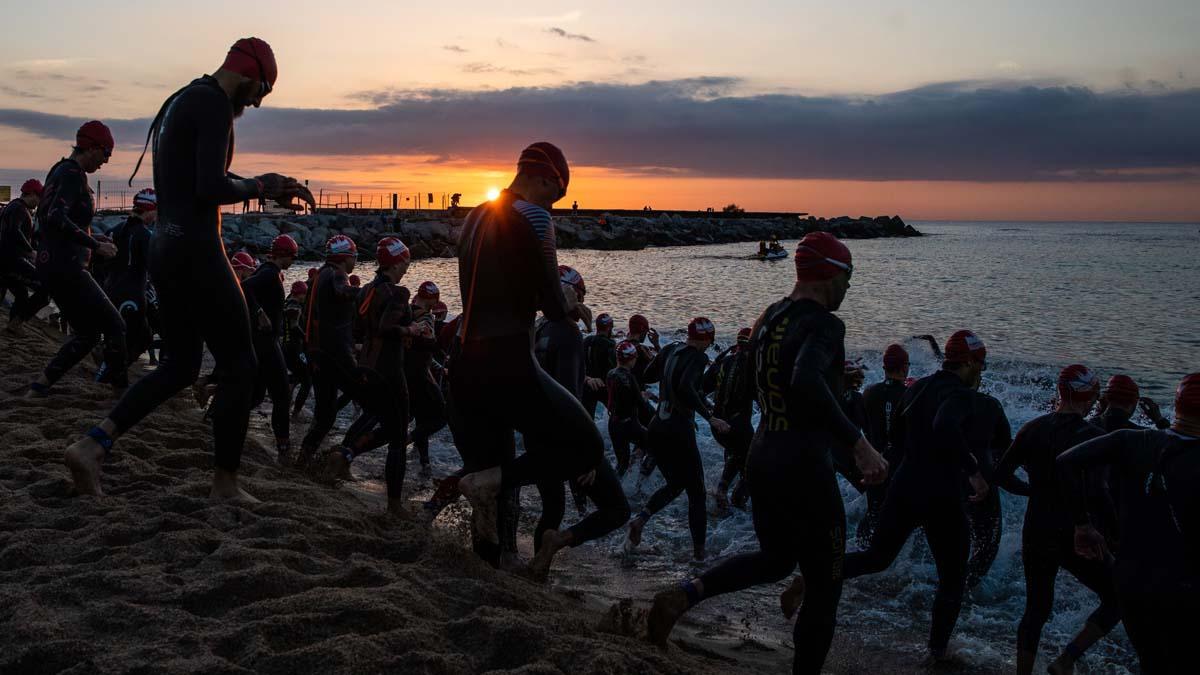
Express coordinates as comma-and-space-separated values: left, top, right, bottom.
64, 438, 106, 496
387, 498, 411, 520
323, 450, 354, 483
625, 517, 645, 551
210, 470, 260, 503
528, 529, 571, 581
459, 468, 501, 544
647, 587, 689, 647
780, 575, 806, 619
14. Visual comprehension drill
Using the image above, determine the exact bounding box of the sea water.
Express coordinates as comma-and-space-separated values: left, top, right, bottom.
285, 220, 1198, 671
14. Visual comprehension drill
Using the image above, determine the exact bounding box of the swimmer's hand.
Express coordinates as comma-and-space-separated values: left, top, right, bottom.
1073, 523, 1108, 561
95, 241, 118, 258
967, 471, 990, 503
709, 417, 731, 436
852, 436, 888, 486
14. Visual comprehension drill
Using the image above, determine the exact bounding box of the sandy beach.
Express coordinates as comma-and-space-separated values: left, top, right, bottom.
0, 314, 761, 675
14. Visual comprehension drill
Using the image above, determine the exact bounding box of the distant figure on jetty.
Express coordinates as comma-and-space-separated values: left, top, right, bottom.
571, 200, 579, 211
63, 37, 314, 500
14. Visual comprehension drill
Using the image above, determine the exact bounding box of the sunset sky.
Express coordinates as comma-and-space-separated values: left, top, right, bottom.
2, 0, 1198, 220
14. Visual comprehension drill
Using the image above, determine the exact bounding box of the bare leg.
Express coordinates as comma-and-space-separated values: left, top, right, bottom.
210, 468, 259, 503
63, 418, 118, 496
780, 574, 806, 618
647, 580, 698, 646
528, 529, 573, 581
459, 466, 502, 544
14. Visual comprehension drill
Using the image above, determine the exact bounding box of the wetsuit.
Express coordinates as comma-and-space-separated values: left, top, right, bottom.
339, 273, 411, 498
1057, 429, 1199, 674
241, 260, 290, 444
104, 75, 262, 473
450, 190, 602, 566
1091, 407, 1171, 543
0, 199, 37, 321
102, 215, 152, 361
405, 309, 445, 466
606, 366, 648, 476
857, 378, 907, 547
282, 293, 311, 414
581, 331, 616, 417
703, 345, 755, 508
843, 369, 982, 655
835, 388, 868, 482
963, 391, 1015, 589
638, 341, 713, 558
33, 158, 127, 388
694, 297, 862, 675
531, 316, 630, 552
991, 412, 1120, 660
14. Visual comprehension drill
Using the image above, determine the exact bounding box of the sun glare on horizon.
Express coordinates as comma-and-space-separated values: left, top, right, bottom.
486, 187, 500, 201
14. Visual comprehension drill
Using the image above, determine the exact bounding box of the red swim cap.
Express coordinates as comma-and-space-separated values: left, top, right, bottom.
271, 234, 298, 257
737, 327, 752, 344
222, 37, 278, 87
1058, 364, 1100, 403
688, 317, 715, 341
629, 314, 649, 335
1102, 375, 1140, 408
432, 301, 448, 318
558, 265, 585, 297
231, 251, 257, 271
944, 330, 987, 365
616, 340, 638, 360
596, 313, 614, 331
518, 142, 569, 191
308, 267, 318, 281
1175, 373, 1200, 419
794, 232, 852, 282
325, 234, 357, 261
416, 281, 440, 299
132, 188, 156, 211
20, 179, 43, 197
348, 275, 361, 287
76, 120, 114, 153
883, 344, 909, 370
290, 280, 307, 296
375, 236, 410, 267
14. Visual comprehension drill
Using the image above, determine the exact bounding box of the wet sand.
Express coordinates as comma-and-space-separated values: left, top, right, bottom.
0, 315, 749, 675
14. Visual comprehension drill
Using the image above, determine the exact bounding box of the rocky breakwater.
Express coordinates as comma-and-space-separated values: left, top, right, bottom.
92, 212, 919, 261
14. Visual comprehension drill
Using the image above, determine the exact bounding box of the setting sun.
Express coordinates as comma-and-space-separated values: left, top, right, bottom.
486, 187, 500, 201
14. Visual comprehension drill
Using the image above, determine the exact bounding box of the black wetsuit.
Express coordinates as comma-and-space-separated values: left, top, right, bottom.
33, 158, 127, 387
406, 309, 445, 466
607, 366, 649, 476
992, 412, 1120, 658
531, 316, 630, 552
339, 273, 411, 498
241, 260, 290, 443
857, 378, 907, 547
1091, 407, 1171, 542
581, 331, 616, 417
963, 391, 1015, 590
282, 294, 310, 414
695, 297, 863, 675
1057, 429, 1199, 674
106, 76, 261, 473
703, 345, 755, 508
640, 341, 713, 558
450, 190, 602, 566
843, 369, 982, 655
0, 199, 37, 320
103, 215, 152, 361
836, 389, 868, 482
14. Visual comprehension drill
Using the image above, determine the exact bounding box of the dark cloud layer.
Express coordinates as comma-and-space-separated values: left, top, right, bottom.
546, 27, 595, 43
2, 78, 1198, 182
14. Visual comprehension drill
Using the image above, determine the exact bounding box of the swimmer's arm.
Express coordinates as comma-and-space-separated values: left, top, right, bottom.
194, 94, 261, 205
932, 392, 980, 476
1056, 431, 1135, 526
642, 347, 666, 385
992, 423, 1033, 496
791, 318, 861, 448
681, 354, 713, 420
43, 168, 99, 250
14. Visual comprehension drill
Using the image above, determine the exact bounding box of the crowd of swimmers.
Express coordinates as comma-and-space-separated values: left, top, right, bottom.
0, 36, 1195, 675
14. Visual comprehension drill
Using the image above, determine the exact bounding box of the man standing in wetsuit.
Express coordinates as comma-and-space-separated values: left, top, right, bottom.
1092, 374, 1171, 433
703, 326, 755, 510
643, 232, 887, 675
841, 330, 991, 663
627, 313, 660, 384
1057, 373, 1199, 674
0, 179, 42, 331
607, 340, 650, 477
101, 188, 157, 367
581, 313, 617, 418
624, 317, 730, 562
857, 343, 909, 547
242, 234, 298, 462
324, 237, 426, 512
453, 142, 605, 569
992, 365, 1120, 675
23, 121, 126, 396
408, 280, 447, 474
63, 38, 314, 500
282, 280, 311, 416
963, 379, 1018, 590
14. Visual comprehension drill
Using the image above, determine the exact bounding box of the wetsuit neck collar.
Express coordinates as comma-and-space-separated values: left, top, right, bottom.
501, 188, 525, 202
